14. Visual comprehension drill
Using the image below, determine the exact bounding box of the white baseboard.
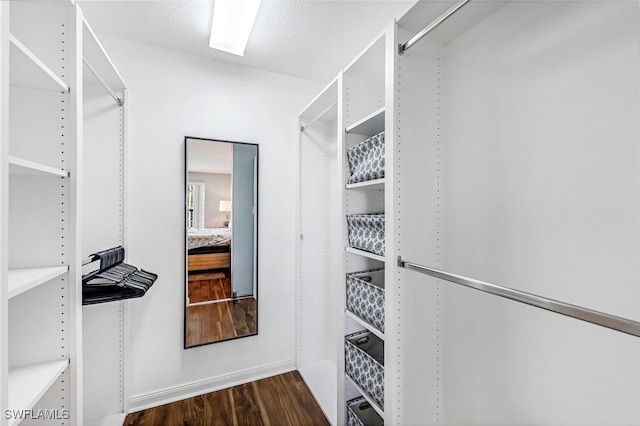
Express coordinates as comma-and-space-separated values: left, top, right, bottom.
127, 358, 296, 413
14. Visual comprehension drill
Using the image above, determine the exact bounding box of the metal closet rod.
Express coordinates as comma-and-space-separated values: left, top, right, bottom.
83, 57, 123, 107
397, 256, 640, 338
399, 0, 473, 55
300, 101, 338, 132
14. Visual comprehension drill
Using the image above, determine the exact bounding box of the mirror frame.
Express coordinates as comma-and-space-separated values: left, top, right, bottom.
183, 136, 259, 349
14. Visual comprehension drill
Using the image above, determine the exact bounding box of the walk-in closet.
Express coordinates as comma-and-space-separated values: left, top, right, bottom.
1, 1, 129, 424
2, 0, 640, 425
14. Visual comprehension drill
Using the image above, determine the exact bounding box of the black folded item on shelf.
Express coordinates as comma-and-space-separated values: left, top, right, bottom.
82, 246, 157, 305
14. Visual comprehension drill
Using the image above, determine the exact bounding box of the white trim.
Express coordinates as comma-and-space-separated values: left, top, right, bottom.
127, 359, 296, 413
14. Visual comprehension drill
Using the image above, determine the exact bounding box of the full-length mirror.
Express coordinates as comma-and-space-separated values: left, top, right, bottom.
184, 137, 258, 348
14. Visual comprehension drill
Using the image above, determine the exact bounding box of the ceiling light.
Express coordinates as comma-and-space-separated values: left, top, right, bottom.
209, 0, 262, 56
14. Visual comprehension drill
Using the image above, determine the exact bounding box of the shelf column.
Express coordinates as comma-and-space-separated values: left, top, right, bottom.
0, 2, 10, 425
384, 19, 400, 426
68, 5, 84, 425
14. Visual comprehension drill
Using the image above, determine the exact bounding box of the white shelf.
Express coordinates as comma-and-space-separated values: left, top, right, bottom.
345, 107, 385, 136
299, 76, 338, 121
345, 247, 385, 263
82, 17, 127, 92
345, 310, 385, 341
345, 374, 384, 419
346, 178, 385, 190
9, 34, 69, 93
9, 156, 69, 178
299, 359, 337, 426
84, 413, 126, 426
8, 266, 68, 299
8, 359, 69, 426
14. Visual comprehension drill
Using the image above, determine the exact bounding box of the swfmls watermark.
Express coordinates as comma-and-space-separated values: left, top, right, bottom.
4, 409, 70, 421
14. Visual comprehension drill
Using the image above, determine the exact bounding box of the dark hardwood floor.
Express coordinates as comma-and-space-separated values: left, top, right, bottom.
123, 371, 329, 426
188, 269, 232, 303
186, 297, 257, 346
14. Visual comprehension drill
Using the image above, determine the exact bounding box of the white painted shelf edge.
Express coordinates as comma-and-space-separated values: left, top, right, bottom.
345, 374, 384, 419
83, 413, 126, 426
345, 107, 385, 136
8, 266, 68, 299
345, 310, 385, 341
9, 155, 69, 178
299, 359, 337, 426
81, 15, 127, 91
9, 34, 69, 93
345, 247, 385, 262
8, 359, 70, 426
345, 178, 385, 190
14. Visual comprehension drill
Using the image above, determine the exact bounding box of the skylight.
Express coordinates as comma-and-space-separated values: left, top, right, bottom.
209, 0, 262, 56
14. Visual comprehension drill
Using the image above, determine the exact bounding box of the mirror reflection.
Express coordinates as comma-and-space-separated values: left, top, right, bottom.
185, 137, 258, 348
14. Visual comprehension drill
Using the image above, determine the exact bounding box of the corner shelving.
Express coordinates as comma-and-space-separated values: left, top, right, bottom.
8, 359, 69, 426
8, 266, 68, 299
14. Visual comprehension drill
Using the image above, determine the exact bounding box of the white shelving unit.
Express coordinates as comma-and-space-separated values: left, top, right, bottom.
296, 76, 341, 426
298, 1, 640, 425
80, 9, 129, 426
2, 2, 81, 425
1, 2, 128, 425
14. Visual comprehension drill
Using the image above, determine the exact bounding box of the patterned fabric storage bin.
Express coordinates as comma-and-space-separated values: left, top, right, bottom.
346, 214, 385, 256
346, 131, 385, 184
346, 269, 385, 333
345, 331, 384, 409
347, 397, 384, 426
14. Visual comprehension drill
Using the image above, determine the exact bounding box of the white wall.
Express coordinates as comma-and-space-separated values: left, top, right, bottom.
188, 172, 231, 228
98, 35, 323, 408
442, 2, 640, 424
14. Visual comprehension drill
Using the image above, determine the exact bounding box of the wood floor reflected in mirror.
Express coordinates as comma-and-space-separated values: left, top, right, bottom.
186, 271, 257, 347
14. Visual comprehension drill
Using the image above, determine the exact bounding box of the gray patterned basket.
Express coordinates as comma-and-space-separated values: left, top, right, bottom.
347, 131, 385, 184
347, 396, 384, 426
345, 331, 384, 409
346, 214, 385, 256
346, 269, 385, 333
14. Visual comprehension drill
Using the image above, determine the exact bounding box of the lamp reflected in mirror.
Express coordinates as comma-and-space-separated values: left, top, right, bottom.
219, 200, 231, 227
184, 137, 258, 348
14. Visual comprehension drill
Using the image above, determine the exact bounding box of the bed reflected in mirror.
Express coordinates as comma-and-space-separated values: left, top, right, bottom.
184, 137, 258, 348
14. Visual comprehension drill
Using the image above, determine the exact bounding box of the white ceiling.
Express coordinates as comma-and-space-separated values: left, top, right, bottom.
187, 138, 233, 174
77, 0, 415, 83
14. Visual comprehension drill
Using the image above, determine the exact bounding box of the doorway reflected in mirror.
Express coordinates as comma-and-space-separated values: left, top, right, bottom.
184, 137, 258, 348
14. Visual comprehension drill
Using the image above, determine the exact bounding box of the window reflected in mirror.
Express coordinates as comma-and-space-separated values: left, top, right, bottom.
184, 137, 258, 348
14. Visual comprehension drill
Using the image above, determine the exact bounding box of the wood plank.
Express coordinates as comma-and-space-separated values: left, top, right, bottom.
185, 298, 257, 347
188, 252, 231, 271
124, 372, 329, 426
